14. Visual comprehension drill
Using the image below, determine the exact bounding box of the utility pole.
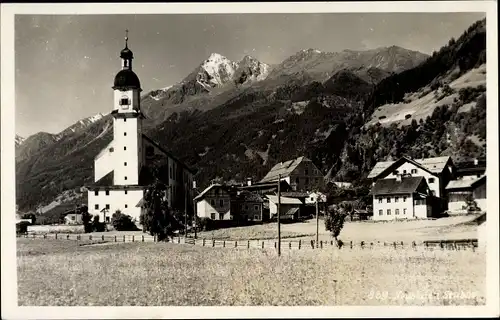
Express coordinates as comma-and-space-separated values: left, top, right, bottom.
316, 195, 319, 248
277, 174, 281, 256
184, 182, 188, 237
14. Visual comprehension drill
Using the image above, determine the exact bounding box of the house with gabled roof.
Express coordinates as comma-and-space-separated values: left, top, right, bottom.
260, 156, 325, 192
266, 195, 303, 221
446, 175, 486, 214
367, 156, 455, 200
193, 184, 237, 221
371, 176, 434, 220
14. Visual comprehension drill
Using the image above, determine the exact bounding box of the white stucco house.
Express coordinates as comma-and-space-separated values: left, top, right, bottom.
86, 34, 194, 223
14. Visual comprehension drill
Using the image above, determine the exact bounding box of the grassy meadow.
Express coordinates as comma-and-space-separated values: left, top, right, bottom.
17, 238, 485, 306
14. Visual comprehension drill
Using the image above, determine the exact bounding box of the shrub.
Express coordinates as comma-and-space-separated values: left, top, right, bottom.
325, 205, 347, 247
111, 211, 138, 231
92, 215, 106, 232
16, 221, 30, 235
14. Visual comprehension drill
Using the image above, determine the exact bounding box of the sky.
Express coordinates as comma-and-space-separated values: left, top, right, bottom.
15, 12, 485, 137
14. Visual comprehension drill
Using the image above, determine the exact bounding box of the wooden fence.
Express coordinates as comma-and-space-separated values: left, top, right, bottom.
17, 232, 479, 251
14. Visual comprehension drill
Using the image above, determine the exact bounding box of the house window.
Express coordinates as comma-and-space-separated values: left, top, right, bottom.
305, 169, 309, 175
219, 199, 224, 207
403, 208, 407, 215
124, 146, 127, 150
120, 98, 130, 105
219, 213, 223, 220
95, 191, 99, 196
428, 178, 435, 183
295, 177, 299, 185
387, 209, 391, 215
411, 169, 417, 174
125, 190, 128, 195
403, 196, 407, 202
105, 190, 110, 196
254, 215, 259, 220
403, 170, 407, 174
211, 213, 216, 220
395, 209, 400, 215
310, 197, 314, 202
379, 210, 383, 215
387, 197, 391, 203
315, 178, 319, 184
395, 197, 399, 203
95, 204, 99, 210
124, 162, 127, 166
210, 199, 215, 206
146, 146, 154, 157
125, 204, 128, 208
124, 118, 127, 122
378, 198, 383, 204
109, 147, 114, 152
106, 204, 110, 209
106, 217, 110, 223
124, 176, 128, 180
71, 215, 75, 221
254, 205, 259, 211
124, 132, 127, 136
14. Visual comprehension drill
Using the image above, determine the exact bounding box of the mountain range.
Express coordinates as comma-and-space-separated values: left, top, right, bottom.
15, 19, 486, 220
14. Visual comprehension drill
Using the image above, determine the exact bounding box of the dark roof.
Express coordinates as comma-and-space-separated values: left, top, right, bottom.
471, 175, 486, 188
367, 156, 451, 179
142, 134, 195, 174
281, 191, 309, 198
456, 167, 486, 176
94, 171, 114, 187
238, 180, 291, 191
236, 190, 265, 203
113, 69, 141, 91
371, 177, 425, 196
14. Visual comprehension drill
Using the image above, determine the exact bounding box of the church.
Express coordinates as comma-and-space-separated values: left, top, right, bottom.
86, 33, 194, 223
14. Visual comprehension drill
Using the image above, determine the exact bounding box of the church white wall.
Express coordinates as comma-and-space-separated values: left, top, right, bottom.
113, 117, 140, 185
87, 189, 144, 222
94, 141, 115, 182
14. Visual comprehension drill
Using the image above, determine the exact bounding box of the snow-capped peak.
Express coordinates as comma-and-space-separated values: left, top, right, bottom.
199, 53, 238, 86
15, 134, 25, 146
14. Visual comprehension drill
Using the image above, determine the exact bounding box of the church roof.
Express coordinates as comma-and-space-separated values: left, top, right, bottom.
113, 69, 141, 91
120, 46, 133, 60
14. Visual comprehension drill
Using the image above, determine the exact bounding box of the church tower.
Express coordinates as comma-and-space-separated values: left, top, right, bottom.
111, 30, 144, 186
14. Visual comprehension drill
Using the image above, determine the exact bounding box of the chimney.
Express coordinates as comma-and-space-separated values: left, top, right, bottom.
247, 177, 253, 186
473, 158, 479, 166
396, 174, 402, 182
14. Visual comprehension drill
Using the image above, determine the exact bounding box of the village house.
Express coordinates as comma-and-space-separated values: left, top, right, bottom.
260, 156, 325, 192
86, 34, 194, 223
238, 179, 292, 195
371, 176, 434, 221
368, 156, 455, 215
266, 195, 303, 221
233, 191, 266, 222
446, 175, 486, 214
454, 158, 486, 180
194, 184, 236, 220
64, 212, 83, 225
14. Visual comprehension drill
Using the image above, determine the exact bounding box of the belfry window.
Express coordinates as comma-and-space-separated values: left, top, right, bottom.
120, 98, 130, 106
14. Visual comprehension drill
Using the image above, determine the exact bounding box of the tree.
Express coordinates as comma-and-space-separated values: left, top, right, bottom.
92, 214, 106, 232
81, 208, 93, 233
325, 205, 347, 247
141, 180, 180, 241
111, 210, 138, 231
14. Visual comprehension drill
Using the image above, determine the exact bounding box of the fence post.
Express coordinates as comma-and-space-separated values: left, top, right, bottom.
132, 235, 135, 242
361, 241, 365, 249
43, 234, 47, 239
412, 241, 416, 249
350, 241, 353, 249
114, 235, 117, 242
235, 241, 238, 248
310, 240, 314, 249
67, 234, 69, 240
154, 235, 157, 242
384, 242, 386, 247
289, 242, 292, 249
247, 240, 250, 249
401, 241, 404, 247
55, 233, 58, 240
440, 241, 444, 249
331, 240, 334, 246
320, 240, 323, 249
223, 240, 226, 248
178, 236, 181, 244
142, 235, 144, 242
102, 235, 105, 241
203, 238, 206, 246
89, 235, 92, 241
393, 241, 396, 249
299, 240, 302, 249
123, 235, 126, 242
212, 239, 215, 247
274, 242, 277, 249
262, 241, 264, 249
370, 242, 373, 249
